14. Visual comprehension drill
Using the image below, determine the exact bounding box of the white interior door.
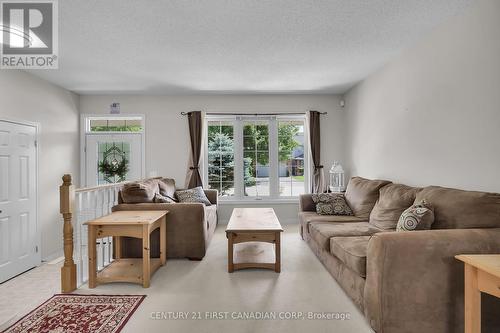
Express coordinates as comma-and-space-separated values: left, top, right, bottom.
0, 120, 39, 283
85, 133, 143, 186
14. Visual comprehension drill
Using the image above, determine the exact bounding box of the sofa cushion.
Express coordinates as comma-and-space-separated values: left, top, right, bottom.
345, 177, 392, 219
330, 236, 372, 277
299, 212, 367, 224
397, 200, 435, 231
416, 186, 500, 229
298, 212, 367, 233
120, 179, 159, 203
158, 178, 176, 198
369, 184, 420, 230
312, 193, 353, 216
309, 221, 382, 252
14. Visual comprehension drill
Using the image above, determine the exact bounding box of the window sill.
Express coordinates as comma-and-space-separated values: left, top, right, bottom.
218, 198, 299, 205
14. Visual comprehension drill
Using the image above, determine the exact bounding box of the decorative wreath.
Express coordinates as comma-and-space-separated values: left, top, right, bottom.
98, 158, 129, 181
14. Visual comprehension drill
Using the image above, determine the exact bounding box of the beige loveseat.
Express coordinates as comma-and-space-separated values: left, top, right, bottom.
112, 178, 217, 260
299, 177, 500, 333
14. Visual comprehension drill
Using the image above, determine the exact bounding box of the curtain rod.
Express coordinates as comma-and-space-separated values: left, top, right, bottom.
180, 111, 327, 116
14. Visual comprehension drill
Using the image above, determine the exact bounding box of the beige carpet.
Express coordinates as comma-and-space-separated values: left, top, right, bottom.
0, 224, 373, 333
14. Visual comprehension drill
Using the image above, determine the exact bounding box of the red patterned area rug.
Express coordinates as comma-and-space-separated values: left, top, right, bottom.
2, 294, 145, 333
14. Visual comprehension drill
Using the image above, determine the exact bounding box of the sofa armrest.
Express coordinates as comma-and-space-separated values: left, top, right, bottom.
299, 194, 315, 212
364, 228, 500, 333
204, 189, 218, 205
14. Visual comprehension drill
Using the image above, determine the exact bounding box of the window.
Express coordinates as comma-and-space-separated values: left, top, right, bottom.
278, 120, 306, 196
86, 116, 144, 133
243, 120, 270, 196
206, 115, 308, 200
207, 121, 235, 196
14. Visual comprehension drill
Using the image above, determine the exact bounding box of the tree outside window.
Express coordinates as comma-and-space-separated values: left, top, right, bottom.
207, 118, 305, 197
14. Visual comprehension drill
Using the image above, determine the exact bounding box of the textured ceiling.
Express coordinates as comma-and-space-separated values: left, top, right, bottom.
28, 0, 473, 94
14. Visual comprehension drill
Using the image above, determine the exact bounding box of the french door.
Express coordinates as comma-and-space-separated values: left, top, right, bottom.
85, 133, 143, 186
0, 120, 39, 283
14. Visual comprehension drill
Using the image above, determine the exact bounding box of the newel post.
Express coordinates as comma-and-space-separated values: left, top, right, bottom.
60, 174, 76, 292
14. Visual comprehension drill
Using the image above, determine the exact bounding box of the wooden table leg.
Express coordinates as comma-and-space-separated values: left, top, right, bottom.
88, 226, 97, 288
142, 225, 151, 288
114, 236, 121, 259
464, 264, 481, 333
160, 216, 166, 266
228, 232, 234, 273
275, 232, 281, 273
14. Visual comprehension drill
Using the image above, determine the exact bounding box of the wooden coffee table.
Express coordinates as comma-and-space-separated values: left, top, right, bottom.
226, 208, 283, 273
84, 210, 168, 288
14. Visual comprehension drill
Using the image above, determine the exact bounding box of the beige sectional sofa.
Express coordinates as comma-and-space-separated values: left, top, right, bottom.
299, 177, 500, 333
112, 178, 218, 260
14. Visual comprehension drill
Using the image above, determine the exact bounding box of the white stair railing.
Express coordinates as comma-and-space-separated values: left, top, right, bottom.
60, 174, 127, 291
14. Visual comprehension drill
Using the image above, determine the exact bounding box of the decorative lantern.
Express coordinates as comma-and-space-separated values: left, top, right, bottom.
329, 161, 345, 192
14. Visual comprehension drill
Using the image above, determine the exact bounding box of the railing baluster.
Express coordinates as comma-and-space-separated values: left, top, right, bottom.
97, 238, 103, 270
103, 238, 110, 267
75, 193, 82, 287
109, 237, 113, 263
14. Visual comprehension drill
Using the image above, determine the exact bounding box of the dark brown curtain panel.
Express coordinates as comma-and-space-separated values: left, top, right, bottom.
186, 111, 203, 188
309, 110, 325, 193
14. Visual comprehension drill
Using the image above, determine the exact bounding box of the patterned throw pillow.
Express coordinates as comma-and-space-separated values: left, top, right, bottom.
175, 187, 212, 206
397, 200, 435, 232
153, 193, 178, 203
311, 193, 353, 216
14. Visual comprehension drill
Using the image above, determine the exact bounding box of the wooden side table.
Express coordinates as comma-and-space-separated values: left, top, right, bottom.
455, 254, 500, 333
84, 210, 168, 288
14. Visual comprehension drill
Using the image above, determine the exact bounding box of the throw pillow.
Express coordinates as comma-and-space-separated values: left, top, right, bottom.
120, 179, 158, 204
311, 193, 353, 216
175, 187, 212, 206
369, 183, 420, 230
397, 200, 435, 232
153, 193, 178, 203
158, 178, 176, 198
344, 177, 392, 219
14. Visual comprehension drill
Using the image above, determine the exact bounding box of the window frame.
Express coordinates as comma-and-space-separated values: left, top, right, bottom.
203, 114, 309, 202
84, 115, 145, 134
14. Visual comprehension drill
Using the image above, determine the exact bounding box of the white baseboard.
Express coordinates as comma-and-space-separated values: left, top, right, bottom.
42, 250, 64, 263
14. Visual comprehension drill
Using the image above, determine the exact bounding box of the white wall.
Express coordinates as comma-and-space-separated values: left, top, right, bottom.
0, 70, 80, 259
344, 0, 500, 192
79, 94, 345, 223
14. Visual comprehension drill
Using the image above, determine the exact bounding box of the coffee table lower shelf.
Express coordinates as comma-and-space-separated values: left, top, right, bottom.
232, 241, 277, 271
96, 258, 162, 285
228, 237, 281, 273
